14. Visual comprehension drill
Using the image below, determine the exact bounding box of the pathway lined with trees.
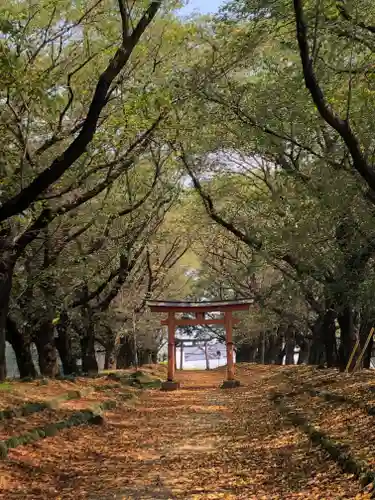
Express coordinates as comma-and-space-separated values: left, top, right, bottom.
1, 366, 373, 499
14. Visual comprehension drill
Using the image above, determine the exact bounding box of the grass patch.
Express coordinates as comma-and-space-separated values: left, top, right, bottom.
0, 382, 12, 392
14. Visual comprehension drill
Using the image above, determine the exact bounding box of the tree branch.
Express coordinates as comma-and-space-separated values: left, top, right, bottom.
0, 1, 161, 222
293, 0, 375, 192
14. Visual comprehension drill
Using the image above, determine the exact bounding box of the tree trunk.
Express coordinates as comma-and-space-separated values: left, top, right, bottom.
151, 350, 158, 363
276, 346, 285, 365
309, 315, 326, 365
138, 349, 151, 366
296, 335, 310, 365
117, 336, 134, 369
358, 318, 374, 370
236, 343, 257, 362
204, 341, 210, 370
34, 322, 58, 377
265, 335, 282, 364
80, 334, 98, 375
6, 317, 36, 378
260, 332, 265, 364
363, 334, 374, 369
104, 343, 116, 370
275, 326, 285, 365
285, 326, 296, 365
180, 342, 184, 370
0, 250, 16, 380
322, 310, 338, 368
255, 336, 262, 363
338, 305, 359, 372
55, 313, 77, 375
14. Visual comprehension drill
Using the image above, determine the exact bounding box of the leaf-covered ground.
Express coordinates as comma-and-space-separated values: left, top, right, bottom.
0, 365, 373, 499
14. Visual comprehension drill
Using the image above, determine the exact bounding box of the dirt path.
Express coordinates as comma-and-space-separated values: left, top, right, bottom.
0, 367, 368, 499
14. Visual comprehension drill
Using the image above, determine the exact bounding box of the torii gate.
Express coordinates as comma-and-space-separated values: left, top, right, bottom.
147, 299, 253, 390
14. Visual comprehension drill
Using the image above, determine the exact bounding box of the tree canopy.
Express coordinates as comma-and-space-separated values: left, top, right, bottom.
2, 0, 375, 378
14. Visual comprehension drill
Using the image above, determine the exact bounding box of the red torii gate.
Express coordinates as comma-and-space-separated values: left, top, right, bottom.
147, 299, 253, 390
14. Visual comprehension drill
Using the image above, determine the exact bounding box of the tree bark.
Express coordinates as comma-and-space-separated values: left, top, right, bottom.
275, 326, 285, 365
359, 317, 374, 369
104, 342, 116, 370
151, 350, 158, 364
180, 341, 184, 370
276, 346, 285, 365
138, 348, 152, 366
265, 335, 282, 364
117, 336, 134, 369
80, 333, 98, 375
33, 322, 58, 377
236, 342, 257, 362
55, 313, 77, 375
255, 336, 263, 363
296, 335, 310, 365
337, 305, 359, 371
285, 326, 296, 365
364, 335, 374, 369
322, 309, 338, 368
0, 249, 16, 379
6, 317, 36, 378
204, 341, 210, 370
309, 315, 326, 365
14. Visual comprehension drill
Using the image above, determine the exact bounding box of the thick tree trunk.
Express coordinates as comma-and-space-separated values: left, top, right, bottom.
151, 350, 158, 364
104, 343, 116, 370
6, 317, 36, 378
80, 334, 98, 375
264, 336, 274, 364
34, 322, 58, 377
55, 314, 77, 375
309, 315, 326, 365
338, 305, 358, 372
236, 343, 257, 362
265, 335, 282, 364
0, 250, 16, 380
117, 336, 134, 369
138, 349, 151, 366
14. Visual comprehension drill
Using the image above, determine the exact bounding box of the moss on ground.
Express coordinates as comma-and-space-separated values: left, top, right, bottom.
270, 390, 375, 489
0, 400, 117, 459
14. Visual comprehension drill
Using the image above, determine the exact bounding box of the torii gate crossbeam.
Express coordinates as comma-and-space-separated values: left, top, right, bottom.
147, 299, 253, 390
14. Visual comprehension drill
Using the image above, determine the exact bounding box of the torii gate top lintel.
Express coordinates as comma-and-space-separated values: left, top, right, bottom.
147, 299, 253, 390
147, 299, 253, 313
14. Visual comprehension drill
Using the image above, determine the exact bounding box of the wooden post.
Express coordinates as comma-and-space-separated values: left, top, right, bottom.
167, 312, 175, 382
345, 337, 360, 373
352, 327, 374, 373
222, 311, 240, 388
225, 311, 234, 381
